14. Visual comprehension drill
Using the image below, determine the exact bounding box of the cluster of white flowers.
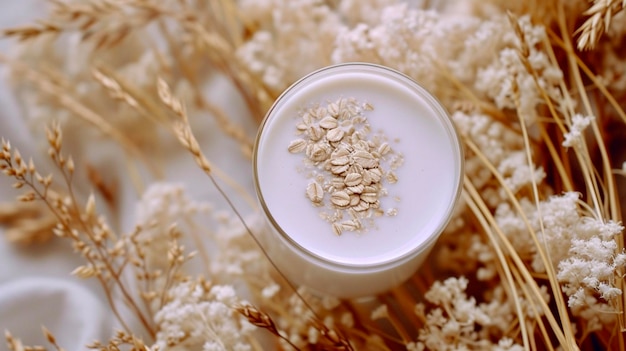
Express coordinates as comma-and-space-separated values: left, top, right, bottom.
495, 191, 625, 330
562, 113, 595, 148
474, 16, 564, 122
411, 277, 524, 351
153, 281, 254, 351
134, 182, 210, 271
494, 198, 541, 263
207, 211, 269, 282
556, 212, 625, 329
238, 2, 565, 119
452, 111, 545, 207
236, 0, 342, 93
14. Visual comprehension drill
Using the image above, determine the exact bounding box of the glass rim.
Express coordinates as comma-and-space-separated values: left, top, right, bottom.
252, 62, 464, 271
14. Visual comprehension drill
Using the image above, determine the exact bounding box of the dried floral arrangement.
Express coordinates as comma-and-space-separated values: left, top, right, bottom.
1, 0, 626, 350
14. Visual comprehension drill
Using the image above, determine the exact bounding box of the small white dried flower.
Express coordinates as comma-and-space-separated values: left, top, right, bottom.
562, 114, 595, 148
370, 304, 388, 320
261, 283, 281, 299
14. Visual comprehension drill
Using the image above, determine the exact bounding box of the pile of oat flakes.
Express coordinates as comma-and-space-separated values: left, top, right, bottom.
287, 97, 403, 235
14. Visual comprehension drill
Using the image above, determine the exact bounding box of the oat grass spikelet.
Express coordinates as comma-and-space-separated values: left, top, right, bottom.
576, 0, 626, 50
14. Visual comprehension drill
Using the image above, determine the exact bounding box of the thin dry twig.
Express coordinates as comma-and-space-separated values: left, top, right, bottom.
1, 125, 158, 338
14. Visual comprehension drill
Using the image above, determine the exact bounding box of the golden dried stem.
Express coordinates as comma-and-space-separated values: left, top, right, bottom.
513, 92, 579, 349
463, 185, 530, 350
0, 54, 159, 183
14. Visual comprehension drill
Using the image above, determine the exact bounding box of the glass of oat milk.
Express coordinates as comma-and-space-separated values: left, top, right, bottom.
253, 63, 463, 298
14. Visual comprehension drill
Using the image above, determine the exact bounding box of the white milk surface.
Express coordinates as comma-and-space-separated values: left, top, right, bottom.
255, 65, 462, 268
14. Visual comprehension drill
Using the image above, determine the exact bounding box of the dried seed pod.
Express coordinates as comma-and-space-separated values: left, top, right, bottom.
287, 139, 307, 153
319, 116, 338, 129
326, 128, 345, 142
360, 192, 378, 203
344, 173, 363, 186
330, 191, 350, 207
306, 181, 324, 203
